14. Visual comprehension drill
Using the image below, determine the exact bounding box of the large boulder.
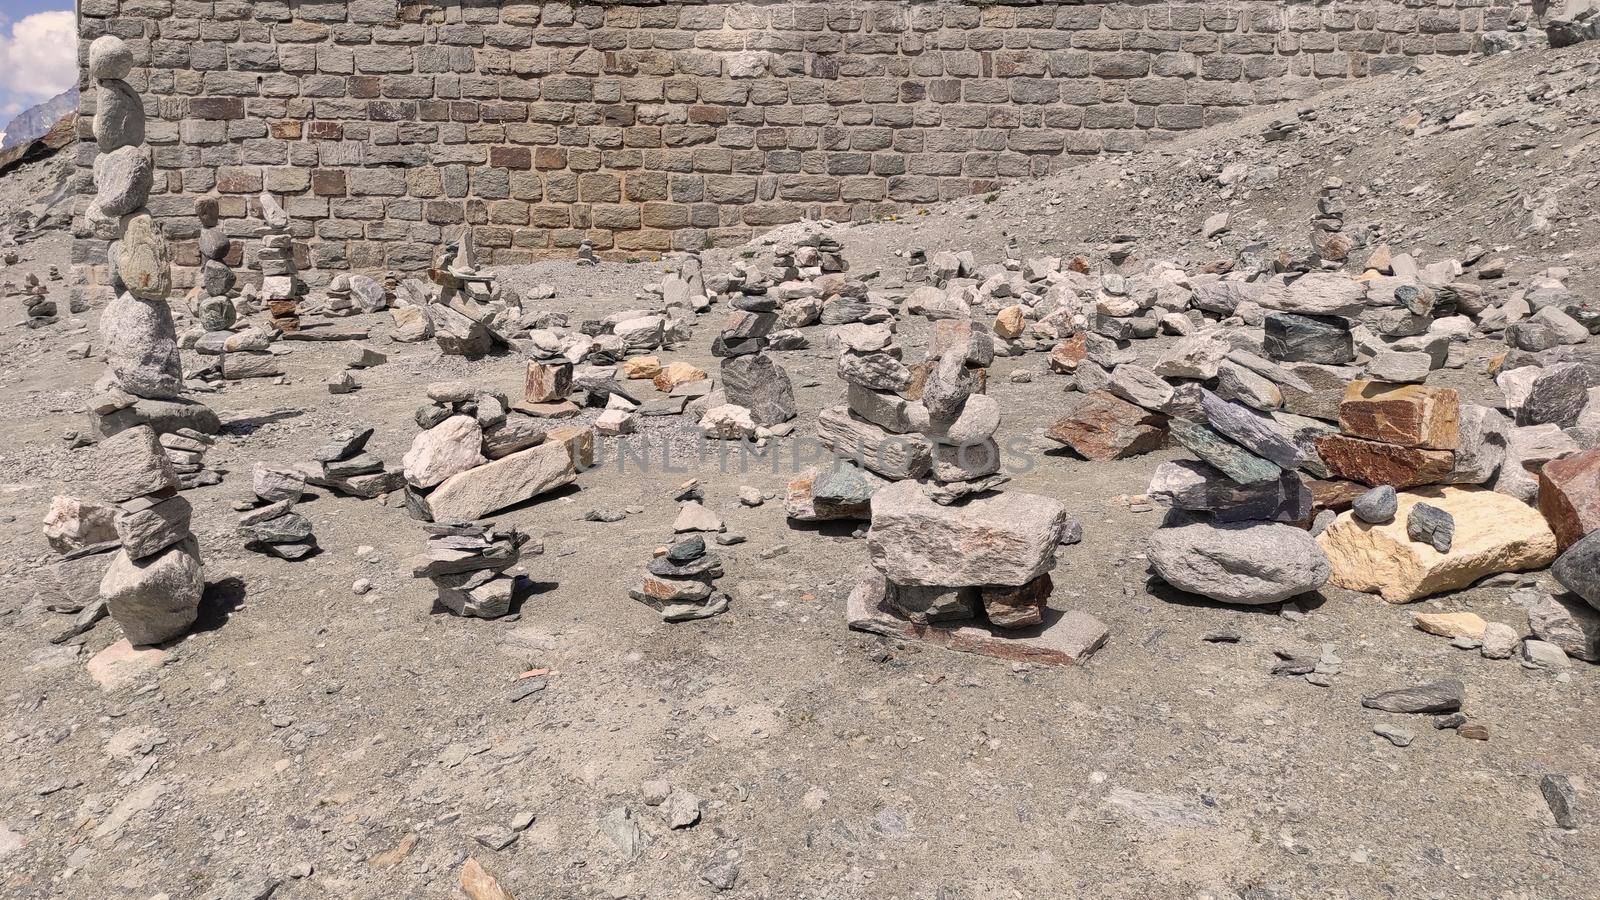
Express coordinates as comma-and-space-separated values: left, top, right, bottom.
101, 292, 183, 400
1318, 486, 1558, 602
95, 425, 178, 502
403, 415, 486, 489
42, 496, 119, 554
425, 433, 580, 521
99, 534, 204, 647
1148, 519, 1330, 605
867, 481, 1066, 588
1537, 446, 1600, 551
1554, 531, 1600, 609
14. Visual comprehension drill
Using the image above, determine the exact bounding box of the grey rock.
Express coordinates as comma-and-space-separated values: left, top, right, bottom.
720, 352, 796, 426
1540, 775, 1578, 829
1553, 531, 1600, 608
1198, 390, 1303, 469
99, 534, 204, 646
114, 494, 192, 560
88, 35, 134, 80
93, 79, 145, 152
1444, 404, 1509, 485
1352, 485, 1397, 524
101, 293, 183, 399
1406, 502, 1454, 553
867, 480, 1065, 588
1372, 724, 1414, 747
94, 146, 154, 217
1362, 679, 1464, 714
1526, 590, 1600, 662
1522, 638, 1571, 669
96, 425, 178, 502
110, 214, 173, 302
1147, 519, 1330, 605
1263, 312, 1353, 365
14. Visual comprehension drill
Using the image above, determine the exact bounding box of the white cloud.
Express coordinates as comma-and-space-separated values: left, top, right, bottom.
0, 11, 79, 110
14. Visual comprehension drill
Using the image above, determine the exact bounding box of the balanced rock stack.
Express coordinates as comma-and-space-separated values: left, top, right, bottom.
305, 426, 404, 499
521, 346, 577, 419
323, 273, 388, 318
403, 381, 587, 522
161, 427, 221, 490
20, 273, 55, 327
237, 495, 317, 561
630, 536, 730, 623
1143, 380, 1332, 606
192, 197, 237, 332
256, 193, 304, 333
96, 425, 205, 647
1315, 381, 1560, 602
848, 481, 1108, 666
789, 321, 925, 521
429, 232, 522, 358
410, 521, 532, 619
1309, 178, 1353, 265
85, 36, 220, 441
712, 285, 778, 359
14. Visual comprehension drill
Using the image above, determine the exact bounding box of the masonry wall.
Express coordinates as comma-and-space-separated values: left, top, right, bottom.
74, 0, 1528, 284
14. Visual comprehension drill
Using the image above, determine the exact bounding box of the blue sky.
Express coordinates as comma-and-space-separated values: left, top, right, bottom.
0, 2, 78, 126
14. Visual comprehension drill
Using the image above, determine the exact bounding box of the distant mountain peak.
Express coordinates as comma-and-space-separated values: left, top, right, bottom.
1, 87, 80, 151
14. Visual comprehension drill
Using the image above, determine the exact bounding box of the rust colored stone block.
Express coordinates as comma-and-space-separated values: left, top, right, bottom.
981, 574, 1053, 630
1538, 447, 1600, 551
523, 360, 574, 404
490, 146, 533, 170
1339, 381, 1460, 450
1315, 434, 1455, 488
1046, 391, 1167, 461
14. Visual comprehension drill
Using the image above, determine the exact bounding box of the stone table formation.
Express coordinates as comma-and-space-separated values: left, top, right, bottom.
847, 481, 1107, 667
410, 521, 533, 619
96, 425, 204, 647
85, 35, 219, 441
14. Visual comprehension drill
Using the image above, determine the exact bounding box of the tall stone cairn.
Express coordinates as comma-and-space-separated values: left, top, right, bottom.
192, 197, 237, 332
87, 35, 183, 403
257, 191, 304, 332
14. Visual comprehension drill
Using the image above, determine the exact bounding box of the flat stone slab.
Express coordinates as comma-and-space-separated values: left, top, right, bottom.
846, 572, 1108, 667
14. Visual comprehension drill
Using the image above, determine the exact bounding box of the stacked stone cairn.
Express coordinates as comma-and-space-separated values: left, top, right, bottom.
191, 197, 237, 332
161, 427, 221, 490
85, 36, 220, 441
256, 192, 304, 333
426, 231, 526, 358
1309, 178, 1354, 266
787, 320, 920, 522
304, 426, 404, 499
238, 472, 318, 561
630, 535, 730, 623
96, 425, 205, 646
402, 381, 586, 523
410, 521, 532, 619
323, 273, 389, 317
18, 272, 55, 327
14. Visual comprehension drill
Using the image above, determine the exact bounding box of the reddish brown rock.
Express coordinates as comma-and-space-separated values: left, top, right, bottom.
1047, 391, 1167, 461
522, 360, 572, 403
1338, 381, 1461, 450
981, 574, 1052, 629
1538, 446, 1600, 551
1306, 478, 1370, 512
1315, 434, 1454, 488
1049, 333, 1088, 374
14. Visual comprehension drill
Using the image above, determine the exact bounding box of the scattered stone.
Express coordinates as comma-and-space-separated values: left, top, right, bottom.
1361, 679, 1464, 714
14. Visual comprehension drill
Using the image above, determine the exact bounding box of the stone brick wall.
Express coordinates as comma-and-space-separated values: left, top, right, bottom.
74, 0, 1529, 284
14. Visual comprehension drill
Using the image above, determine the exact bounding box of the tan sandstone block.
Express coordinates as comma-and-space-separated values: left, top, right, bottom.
1317, 485, 1557, 603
